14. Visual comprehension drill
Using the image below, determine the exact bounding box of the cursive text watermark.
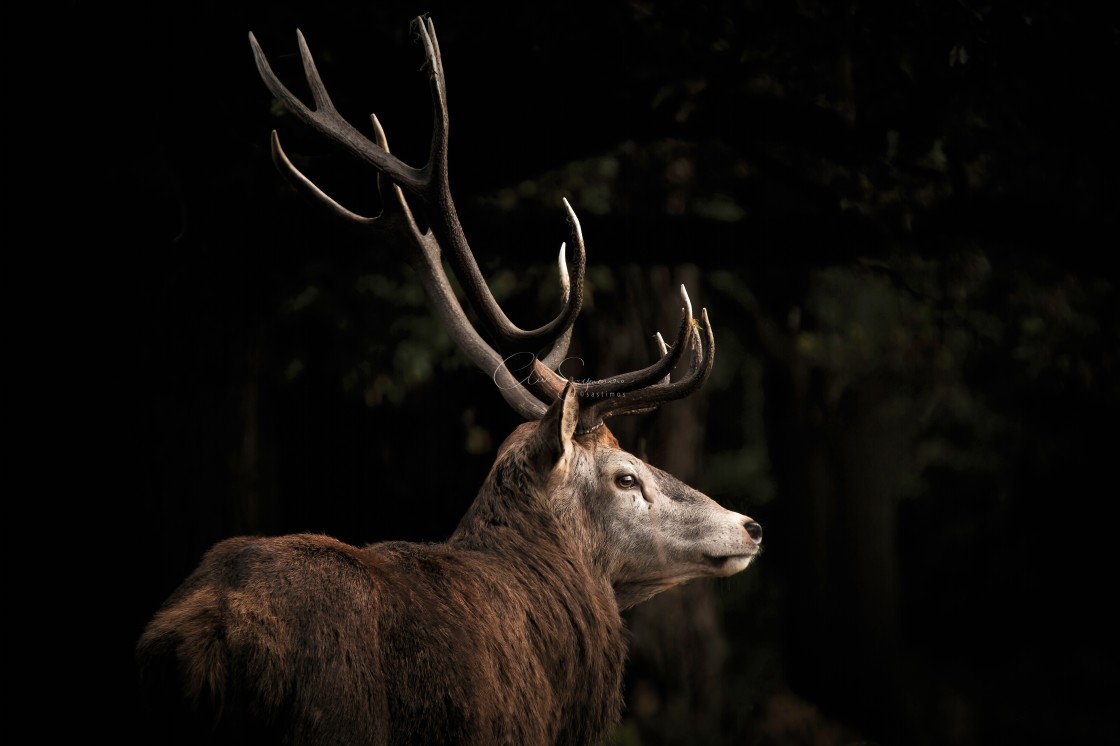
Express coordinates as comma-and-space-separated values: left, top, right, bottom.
493, 353, 626, 397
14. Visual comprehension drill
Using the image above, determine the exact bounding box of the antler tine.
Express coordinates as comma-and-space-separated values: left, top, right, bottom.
253, 23, 585, 371
267, 112, 423, 253
653, 332, 671, 385
270, 107, 548, 420
366, 111, 552, 420
539, 243, 575, 370
408, 234, 552, 420
576, 284, 696, 399
569, 330, 672, 422
412, 16, 448, 185
408, 18, 591, 352
249, 31, 426, 193
510, 283, 709, 423
577, 303, 716, 433
270, 131, 376, 228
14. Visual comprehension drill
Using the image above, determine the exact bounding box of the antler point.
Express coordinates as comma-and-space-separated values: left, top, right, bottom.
679, 285, 694, 319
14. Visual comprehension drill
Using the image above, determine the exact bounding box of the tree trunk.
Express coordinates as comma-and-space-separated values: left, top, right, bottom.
598, 265, 732, 745
769, 361, 910, 742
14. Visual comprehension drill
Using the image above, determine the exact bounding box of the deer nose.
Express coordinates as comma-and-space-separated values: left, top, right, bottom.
744, 520, 763, 544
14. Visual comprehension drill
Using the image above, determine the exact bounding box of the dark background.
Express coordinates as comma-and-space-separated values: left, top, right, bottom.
74, 1, 1116, 744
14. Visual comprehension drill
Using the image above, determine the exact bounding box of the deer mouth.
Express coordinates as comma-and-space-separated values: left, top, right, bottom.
703, 553, 755, 574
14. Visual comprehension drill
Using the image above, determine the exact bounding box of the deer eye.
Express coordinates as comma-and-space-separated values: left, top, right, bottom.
615, 474, 637, 490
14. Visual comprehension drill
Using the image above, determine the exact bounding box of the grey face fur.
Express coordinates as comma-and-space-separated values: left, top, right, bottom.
548, 417, 760, 610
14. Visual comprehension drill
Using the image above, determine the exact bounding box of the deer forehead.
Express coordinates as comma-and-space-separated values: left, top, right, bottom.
565, 440, 638, 476
598, 448, 642, 473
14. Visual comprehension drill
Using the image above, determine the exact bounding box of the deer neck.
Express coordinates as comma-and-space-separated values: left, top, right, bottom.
451, 456, 609, 588
447, 459, 627, 740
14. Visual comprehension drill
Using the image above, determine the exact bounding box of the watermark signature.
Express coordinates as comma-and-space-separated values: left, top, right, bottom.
493, 353, 626, 397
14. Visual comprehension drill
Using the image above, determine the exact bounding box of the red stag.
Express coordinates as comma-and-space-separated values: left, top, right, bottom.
137, 16, 762, 746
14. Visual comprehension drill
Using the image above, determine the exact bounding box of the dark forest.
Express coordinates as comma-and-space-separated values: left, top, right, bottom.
69, 1, 1116, 744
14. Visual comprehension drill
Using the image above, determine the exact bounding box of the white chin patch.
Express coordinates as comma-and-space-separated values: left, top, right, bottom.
719, 555, 754, 575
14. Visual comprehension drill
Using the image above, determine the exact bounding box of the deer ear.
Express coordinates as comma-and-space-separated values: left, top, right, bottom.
533, 384, 580, 468
557, 384, 580, 444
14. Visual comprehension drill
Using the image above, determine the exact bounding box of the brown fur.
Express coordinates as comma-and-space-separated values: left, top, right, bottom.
138, 393, 629, 746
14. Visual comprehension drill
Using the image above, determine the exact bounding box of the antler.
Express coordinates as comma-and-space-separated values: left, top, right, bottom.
248, 16, 715, 432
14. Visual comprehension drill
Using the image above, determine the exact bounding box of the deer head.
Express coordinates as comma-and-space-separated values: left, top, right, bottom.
247, 15, 762, 605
